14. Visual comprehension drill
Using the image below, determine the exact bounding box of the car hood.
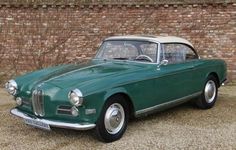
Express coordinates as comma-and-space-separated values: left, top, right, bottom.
44, 61, 144, 88
16, 59, 147, 92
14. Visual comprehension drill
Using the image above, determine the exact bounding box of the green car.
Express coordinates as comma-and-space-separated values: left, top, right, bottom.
5, 35, 227, 142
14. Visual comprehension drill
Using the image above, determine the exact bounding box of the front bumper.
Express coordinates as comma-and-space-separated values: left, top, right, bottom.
10, 108, 96, 130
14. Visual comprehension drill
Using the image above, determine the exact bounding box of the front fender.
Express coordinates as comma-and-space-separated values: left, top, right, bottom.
103, 87, 129, 101
84, 87, 130, 123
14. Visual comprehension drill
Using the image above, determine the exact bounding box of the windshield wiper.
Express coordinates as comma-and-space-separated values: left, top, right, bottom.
113, 57, 129, 60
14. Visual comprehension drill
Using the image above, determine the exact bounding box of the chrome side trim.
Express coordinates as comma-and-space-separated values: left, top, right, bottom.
10, 108, 96, 130
135, 92, 201, 117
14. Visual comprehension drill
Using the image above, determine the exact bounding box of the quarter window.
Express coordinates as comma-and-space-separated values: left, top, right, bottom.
161, 43, 198, 64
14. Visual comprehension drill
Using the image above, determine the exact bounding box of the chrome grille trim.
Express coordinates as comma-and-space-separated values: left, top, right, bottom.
57, 105, 73, 116
32, 89, 44, 116
22, 98, 31, 106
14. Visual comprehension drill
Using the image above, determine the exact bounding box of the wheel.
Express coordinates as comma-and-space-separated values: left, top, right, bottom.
196, 75, 218, 109
135, 55, 153, 62
95, 95, 129, 142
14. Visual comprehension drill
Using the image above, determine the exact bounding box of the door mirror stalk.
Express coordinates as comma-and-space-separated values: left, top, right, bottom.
157, 60, 168, 70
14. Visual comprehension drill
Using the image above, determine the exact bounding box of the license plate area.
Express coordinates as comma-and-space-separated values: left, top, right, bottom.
24, 118, 51, 131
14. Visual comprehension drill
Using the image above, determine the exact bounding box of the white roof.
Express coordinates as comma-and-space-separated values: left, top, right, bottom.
105, 35, 193, 47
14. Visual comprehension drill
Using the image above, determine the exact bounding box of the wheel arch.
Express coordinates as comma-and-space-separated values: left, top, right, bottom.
104, 89, 135, 119
207, 72, 220, 87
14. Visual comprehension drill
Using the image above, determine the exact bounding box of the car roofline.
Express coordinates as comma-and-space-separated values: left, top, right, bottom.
104, 35, 194, 48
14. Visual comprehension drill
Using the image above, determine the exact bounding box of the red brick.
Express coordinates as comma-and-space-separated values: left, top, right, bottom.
0, 4, 235, 82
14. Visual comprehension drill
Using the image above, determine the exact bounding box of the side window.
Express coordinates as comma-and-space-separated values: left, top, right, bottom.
184, 45, 198, 60
161, 43, 198, 64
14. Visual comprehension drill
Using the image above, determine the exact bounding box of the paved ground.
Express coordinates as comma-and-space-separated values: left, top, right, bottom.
0, 85, 235, 150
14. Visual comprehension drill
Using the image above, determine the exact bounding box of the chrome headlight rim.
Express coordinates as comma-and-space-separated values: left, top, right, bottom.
68, 88, 83, 107
5, 80, 18, 95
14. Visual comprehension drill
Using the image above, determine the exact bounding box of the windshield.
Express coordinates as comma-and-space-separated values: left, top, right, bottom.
95, 40, 158, 63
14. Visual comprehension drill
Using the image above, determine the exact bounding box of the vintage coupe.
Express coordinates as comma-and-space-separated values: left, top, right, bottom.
6, 35, 227, 142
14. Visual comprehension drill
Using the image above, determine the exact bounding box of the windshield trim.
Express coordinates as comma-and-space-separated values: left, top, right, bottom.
92, 58, 159, 65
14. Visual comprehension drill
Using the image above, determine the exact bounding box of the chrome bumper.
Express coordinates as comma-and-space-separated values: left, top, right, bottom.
221, 78, 228, 86
10, 108, 96, 130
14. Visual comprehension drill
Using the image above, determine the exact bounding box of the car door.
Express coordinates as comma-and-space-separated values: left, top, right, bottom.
154, 43, 200, 104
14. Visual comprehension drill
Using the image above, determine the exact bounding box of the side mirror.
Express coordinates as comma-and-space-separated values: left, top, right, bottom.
157, 59, 168, 70
160, 59, 168, 65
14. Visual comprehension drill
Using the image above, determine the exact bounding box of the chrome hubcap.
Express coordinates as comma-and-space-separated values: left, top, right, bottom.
104, 103, 125, 134
204, 80, 216, 103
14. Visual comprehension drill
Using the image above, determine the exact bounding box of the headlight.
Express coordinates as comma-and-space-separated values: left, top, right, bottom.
5, 80, 18, 95
68, 89, 83, 107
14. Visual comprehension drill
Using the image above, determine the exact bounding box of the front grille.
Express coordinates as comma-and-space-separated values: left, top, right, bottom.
22, 98, 31, 106
32, 89, 44, 116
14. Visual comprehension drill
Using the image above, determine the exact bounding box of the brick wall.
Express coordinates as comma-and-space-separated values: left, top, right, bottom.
0, 2, 236, 82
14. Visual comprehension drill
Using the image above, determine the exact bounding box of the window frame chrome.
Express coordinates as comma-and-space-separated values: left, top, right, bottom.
94, 39, 198, 66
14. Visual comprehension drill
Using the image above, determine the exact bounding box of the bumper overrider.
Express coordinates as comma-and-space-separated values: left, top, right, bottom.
10, 108, 96, 131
